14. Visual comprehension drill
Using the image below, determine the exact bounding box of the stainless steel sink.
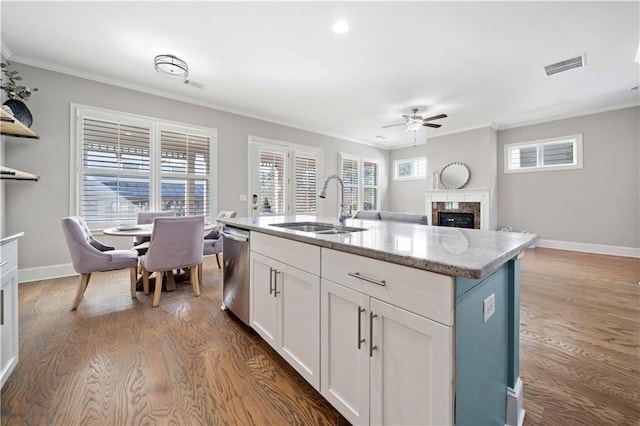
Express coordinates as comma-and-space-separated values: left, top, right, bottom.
269, 222, 367, 234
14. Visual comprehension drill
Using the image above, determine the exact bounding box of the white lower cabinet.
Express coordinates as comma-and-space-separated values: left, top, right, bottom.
321, 279, 452, 425
1, 237, 20, 389
250, 251, 320, 389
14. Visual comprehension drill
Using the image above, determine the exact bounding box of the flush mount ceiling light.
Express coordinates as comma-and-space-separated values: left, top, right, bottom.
154, 54, 188, 79
333, 20, 350, 34
406, 119, 424, 132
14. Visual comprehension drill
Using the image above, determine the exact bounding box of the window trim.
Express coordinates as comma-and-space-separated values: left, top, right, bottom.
393, 156, 427, 181
339, 152, 383, 211
70, 103, 217, 227
504, 134, 583, 174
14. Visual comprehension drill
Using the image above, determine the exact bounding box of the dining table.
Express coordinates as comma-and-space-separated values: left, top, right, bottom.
102, 222, 218, 291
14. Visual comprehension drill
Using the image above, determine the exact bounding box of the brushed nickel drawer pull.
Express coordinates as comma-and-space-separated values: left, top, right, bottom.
269, 267, 275, 295
357, 306, 365, 349
274, 271, 281, 297
348, 272, 386, 286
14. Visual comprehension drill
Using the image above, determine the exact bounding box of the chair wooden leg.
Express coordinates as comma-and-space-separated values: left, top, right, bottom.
198, 262, 203, 286
191, 264, 201, 297
152, 271, 163, 307
165, 271, 176, 291
142, 267, 150, 295
130, 266, 137, 299
71, 273, 91, 310
215, 253, 221, 269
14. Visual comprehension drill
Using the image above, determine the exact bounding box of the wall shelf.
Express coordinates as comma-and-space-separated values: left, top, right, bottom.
0, 109, 39, 139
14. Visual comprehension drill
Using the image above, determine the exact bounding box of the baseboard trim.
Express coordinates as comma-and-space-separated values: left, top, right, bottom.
506, 377, 525, 426
19, 263, 76, 283
536, 239, 640, 258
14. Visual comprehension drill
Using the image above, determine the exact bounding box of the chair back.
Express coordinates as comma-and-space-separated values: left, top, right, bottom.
137, 211, 176, 224
61, 216, 135, 274
144, 216, 204, 272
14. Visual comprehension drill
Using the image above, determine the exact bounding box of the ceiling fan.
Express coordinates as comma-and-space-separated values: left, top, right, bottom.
383, 108, 448, 131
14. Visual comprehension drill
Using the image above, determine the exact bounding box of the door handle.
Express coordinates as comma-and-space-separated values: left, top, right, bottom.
357, 306, 365, 349
273, 270, 281, 297
269, 267, 275, 295
348, 272, 386, 287
369, 311, 378, 357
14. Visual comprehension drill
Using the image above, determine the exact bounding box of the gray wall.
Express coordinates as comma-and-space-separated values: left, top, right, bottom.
497, 106, 639, 248
389, 127, 498, 225
4, 63, 388, 270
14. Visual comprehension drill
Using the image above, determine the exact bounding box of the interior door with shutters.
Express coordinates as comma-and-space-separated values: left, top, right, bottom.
249, 137, 322, 218
250, 143, 288, 217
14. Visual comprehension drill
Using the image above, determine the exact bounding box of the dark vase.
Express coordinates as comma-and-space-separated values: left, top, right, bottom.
3, 99, 33, 127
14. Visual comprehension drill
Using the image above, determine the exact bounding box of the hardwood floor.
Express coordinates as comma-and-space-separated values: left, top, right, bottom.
520, 248, 639, 426
1, 248, 638, 425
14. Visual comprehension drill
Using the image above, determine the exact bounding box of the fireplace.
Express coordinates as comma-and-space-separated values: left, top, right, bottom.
438, 212, 474, 229
425, 190, 491, 230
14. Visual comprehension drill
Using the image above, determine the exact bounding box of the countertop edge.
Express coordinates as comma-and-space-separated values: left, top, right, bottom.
220, 220, 537, 279
0, 232, 25, 246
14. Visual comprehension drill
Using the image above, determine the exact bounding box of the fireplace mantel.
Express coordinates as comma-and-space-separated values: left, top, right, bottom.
425, 189, 491, 230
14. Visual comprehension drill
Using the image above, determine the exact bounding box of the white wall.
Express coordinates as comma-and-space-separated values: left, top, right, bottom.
389, 127, 497, 226
497, 106, 639, 251
4, 63, 388, 273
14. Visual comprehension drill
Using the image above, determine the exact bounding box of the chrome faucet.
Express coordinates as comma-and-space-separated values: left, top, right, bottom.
318, 174, 350, 226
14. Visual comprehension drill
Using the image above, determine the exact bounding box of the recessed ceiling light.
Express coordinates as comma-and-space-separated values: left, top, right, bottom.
333, 20, 350, 34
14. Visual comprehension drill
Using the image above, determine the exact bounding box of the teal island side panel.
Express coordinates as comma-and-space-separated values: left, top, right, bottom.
455, 262, 512, 425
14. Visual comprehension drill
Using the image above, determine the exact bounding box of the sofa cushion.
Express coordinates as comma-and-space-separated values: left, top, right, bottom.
380, 211, 429, 225
353, 210, 382, 220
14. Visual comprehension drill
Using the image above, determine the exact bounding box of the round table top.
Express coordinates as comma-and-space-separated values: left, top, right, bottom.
103, 222, 217, 237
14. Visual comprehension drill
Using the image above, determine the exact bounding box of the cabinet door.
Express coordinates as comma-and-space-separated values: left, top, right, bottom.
250, 252, 278, 348
277, 263, 320, 389
1, 267, 18, 388
320, 279, 370, 425
369, 299, 453, 426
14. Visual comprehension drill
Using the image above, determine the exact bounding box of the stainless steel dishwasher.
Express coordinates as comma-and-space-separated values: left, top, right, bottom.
221, 226, 250, 325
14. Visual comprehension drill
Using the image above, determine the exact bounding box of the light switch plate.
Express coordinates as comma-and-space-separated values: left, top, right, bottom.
483, 293, 496, 323
239, 194, 247, 201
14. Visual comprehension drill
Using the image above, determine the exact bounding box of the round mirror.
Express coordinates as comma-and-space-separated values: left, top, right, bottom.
440, 162, 470, 189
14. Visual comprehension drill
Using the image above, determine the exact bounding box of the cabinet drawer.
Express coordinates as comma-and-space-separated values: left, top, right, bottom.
321, 248, 453, 326
0, 240, 18, 275
251, 232, 320, 276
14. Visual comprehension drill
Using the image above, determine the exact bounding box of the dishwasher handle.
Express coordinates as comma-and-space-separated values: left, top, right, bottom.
221, 231, 249, 242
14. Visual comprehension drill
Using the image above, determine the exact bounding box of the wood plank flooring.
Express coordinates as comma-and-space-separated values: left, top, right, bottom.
1, 248, 639, 425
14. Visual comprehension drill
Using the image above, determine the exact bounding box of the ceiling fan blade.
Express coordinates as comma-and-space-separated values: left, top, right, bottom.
401, 114, 411, 120
382, 123, 406, 128
423, 123, 442, 128
422, 114, 448, 122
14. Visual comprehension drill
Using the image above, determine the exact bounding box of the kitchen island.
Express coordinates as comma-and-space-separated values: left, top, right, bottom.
219, 215, 538, 426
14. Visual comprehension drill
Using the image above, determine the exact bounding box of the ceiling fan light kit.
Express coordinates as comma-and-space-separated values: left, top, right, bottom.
154, 54, 188, 79
383, 108, 448, 131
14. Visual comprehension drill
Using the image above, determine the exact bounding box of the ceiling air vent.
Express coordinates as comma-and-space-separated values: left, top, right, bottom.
544, 54, 585, 76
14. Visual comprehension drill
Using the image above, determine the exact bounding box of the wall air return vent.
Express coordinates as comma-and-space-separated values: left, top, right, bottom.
544, 54, 585, 76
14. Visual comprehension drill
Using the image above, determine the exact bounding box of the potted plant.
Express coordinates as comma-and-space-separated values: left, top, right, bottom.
1, 61, 38, 127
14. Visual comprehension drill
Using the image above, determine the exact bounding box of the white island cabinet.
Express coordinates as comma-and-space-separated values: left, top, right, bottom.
223, 215, 537, 426
321, 248, 453, 425
1, 233, 22, 389
250, 232, 321, 389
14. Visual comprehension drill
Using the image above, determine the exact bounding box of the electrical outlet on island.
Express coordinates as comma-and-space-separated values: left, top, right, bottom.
483, 293, 496, 323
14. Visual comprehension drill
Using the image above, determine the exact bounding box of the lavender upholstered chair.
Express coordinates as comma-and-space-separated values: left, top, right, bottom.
61, 216, 139, 310
133, 211, 176, 250
140, 216, 205, 307
203, 210, 237, 268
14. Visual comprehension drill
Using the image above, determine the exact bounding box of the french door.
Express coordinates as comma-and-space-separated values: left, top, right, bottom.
249, 136, 322, 218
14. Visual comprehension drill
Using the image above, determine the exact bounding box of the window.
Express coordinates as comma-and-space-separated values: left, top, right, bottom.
71, 104, 217, 225
339, 153, 382, 212
248, 136, 322, 217
504, 134, 583, 173
393, 156, 427, 180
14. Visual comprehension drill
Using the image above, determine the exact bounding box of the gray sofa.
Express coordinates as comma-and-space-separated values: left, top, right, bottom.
352, 210, 429, 225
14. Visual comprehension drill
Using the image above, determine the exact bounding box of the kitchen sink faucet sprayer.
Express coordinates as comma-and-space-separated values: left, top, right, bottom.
318, 174, 350, 226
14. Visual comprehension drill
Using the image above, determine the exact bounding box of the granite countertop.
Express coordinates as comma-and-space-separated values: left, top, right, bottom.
219, 216, 538, 279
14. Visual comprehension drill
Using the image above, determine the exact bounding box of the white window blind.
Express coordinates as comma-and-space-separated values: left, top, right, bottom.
295, 155, 317, 213
340, 153, 381, 212
81, 117, 151, 222
505, 134, 582, 173
259, 150, 286, 214
73, 104, 217, 225
160, 130, 211, 217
